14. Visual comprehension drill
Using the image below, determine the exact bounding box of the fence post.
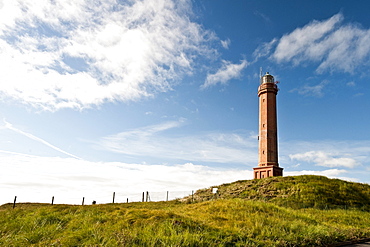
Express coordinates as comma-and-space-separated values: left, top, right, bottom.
166, 191, 169, 201
113, 192, 115, 204
13, 196, 17, 209
127, 198, 128, 203
146, 191, 149, 202
142, 192, 144, 202
51, 196, 54, 205
82, 197, 85, 206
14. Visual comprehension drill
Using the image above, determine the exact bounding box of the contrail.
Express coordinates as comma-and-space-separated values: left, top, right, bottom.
3, 120, 81, 160
0, 149, 42, 158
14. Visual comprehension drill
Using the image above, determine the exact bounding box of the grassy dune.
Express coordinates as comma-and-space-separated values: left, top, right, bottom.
0, 175, 369, 246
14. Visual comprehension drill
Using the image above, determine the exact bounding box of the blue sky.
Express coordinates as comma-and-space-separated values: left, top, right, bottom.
0, 0, 370, 204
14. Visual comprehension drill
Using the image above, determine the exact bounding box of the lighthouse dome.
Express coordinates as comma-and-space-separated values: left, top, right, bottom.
261, 72, 274, 84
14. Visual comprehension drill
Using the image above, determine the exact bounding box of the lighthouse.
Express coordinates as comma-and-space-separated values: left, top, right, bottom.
253, 72, 283, 179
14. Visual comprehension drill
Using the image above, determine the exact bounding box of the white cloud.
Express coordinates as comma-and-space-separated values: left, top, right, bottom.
346, 81, 356, 87
285, 169, 357, 182
256, 13, 370, 73
279, 140, 370, 180
252, 38, 277, 62
221, 38, 231, 49
202, 60, 248, 89
1, 137, 369, 205
289, 80, 329, 97
98, 119, 257, 164
0, 0, 213, 111
289, 150, 358, 168
273, 13, 343, 64
0, 152, 252, 205
285, 169, 347, 177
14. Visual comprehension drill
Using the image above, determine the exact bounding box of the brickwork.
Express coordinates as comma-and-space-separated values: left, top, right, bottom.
253, 72, 283, 179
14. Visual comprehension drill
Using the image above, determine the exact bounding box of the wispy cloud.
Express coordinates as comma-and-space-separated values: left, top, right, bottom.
3, 120, 80, 159
254, 10, 271, 23
202, 60, 248, 89
0, 153, 251, 205
0, 144, 366, 206
346, 81, 356, 87
279, 139, 370, 183
255, 13, 370, 74
0, 0, 213, 111
98, 120, 370, 174
252, 38, 277, 62
289, 80, 329, 97
221, 38, 231, 49
272, 13, 343, 65
98, 119, 256, 165
279, 140, 370, 183
1, 137, 369, 205
285, 169, 356, 181
281, 140, 370, 160
289, 151, 358, 168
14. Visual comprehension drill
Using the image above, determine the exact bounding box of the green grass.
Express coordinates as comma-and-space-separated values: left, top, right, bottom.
188, 175, 370, 210
0, 175, 369, 246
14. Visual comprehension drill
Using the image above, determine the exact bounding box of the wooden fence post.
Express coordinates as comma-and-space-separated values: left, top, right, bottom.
13, 196, 17, 209
127, 198, 128, 203
146, 191, 149, 202
142, 192, 144, 202
113, 192, 115, 204
82, 197, 85, 206
51, 196, 54, 205
166, 191, 169, 201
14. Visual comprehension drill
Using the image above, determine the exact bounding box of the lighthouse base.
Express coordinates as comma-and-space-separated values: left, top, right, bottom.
253, 166, 283, 179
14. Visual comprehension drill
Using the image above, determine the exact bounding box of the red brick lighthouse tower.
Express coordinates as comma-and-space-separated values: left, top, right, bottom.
253, 72, 283, 179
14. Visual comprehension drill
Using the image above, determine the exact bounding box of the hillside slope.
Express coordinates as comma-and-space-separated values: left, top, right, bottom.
187, 175, 370, 210
0, 175, 369, 246
1, 199, 370, 246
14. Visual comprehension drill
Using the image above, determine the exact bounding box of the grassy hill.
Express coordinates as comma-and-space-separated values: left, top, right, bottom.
186, 175, 370, 210
0, 175, 369, 246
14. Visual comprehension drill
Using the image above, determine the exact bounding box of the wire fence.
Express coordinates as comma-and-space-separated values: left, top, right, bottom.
7, 192, 370, 212
9, 190, 195, 208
